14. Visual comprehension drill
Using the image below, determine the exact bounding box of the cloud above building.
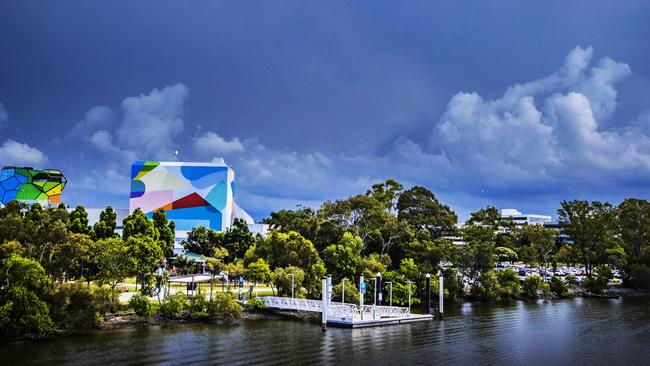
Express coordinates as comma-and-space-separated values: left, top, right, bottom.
0, 139, 49, 167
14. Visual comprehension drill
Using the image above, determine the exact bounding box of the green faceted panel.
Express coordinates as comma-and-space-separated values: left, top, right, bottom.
42, 181, 58, 192
16, 184, 43, 200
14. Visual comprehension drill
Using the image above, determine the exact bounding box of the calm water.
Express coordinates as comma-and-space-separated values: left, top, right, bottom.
1, 298, 649, 365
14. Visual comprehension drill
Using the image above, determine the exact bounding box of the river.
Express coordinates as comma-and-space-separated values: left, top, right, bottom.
1, 297, 648, 365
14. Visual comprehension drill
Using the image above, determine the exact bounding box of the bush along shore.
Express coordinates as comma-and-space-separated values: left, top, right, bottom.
2, 180, 650, 341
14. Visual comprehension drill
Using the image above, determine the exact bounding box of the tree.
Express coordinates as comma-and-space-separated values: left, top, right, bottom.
181, 226, 224, 257
519, 224, 557, 271
249, 231, 326, 297
558, 200, 618, 278
617, 198, 650, 264
48, 233, 92, 282
244, 259, 273, 288
273, 266, 305, 297
397, 186, 457, 238
122, 208, 158, 241
222, 219, 255, 261
127, 236, 164, 295
458, 225, 497, 282
0, 254, 54, 340
495, 246, 518, 263
365, 179, 403, 212
467, 206, 504, 231
0, 286, 54, 340
93, 205, 118, 240
68, 205, 89, 234
323, 233, 363, 283
91, 238, 136, 289
152, 209, 175, 257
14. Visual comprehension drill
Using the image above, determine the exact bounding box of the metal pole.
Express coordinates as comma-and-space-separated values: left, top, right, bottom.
376, 272, 382, 306
388, 282, 392, 307
425, 273, 431, 315
342, 278, 346, 304
407, 280, 412, 314
360, 275, 364, 321
290, 273, 295, 299
371, 277, 377, 320
326, 275, 332, 307
321, 277, 328, 331
439, 271, 444, 320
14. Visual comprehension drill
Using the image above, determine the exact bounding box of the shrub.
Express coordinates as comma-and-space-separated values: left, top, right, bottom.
629, 264, 650, 289
0, 286, 54, 341
246, 297, 267, 311
540, 282, 550, 297
207, 293, 242, 320
522, 275, 543, 299
565, 274, 578, 285
585, 265, 613, 294
45, 283, 103, 330
186, 294, 209, 319
550, 276, 570, 298
497, 269, 521, 301
471, 271, 502, 303
160, 293, 186, 319
93, 286, 119, 315
129, 293, 152, 318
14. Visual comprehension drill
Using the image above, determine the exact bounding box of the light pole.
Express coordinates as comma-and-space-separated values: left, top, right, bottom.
371, 277, 378, 320
289, 273, 295, 299
385, 281, 392, 307
425, 273, 431, 315
376, 272, 382, 306
406, 280, 412, 314
342, 278, 346, 304
438, 271, 444, 320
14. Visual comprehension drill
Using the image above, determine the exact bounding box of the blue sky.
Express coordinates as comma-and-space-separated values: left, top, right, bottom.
1, 1, 649, 221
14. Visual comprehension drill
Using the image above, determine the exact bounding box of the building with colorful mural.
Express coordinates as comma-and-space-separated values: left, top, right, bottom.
129, 160, 254, 235
0, 166, 67, 205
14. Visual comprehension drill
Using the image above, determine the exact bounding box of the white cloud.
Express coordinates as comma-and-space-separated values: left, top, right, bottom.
68, 106, 114, 140
117, 83, 188, 160
194, 131, 245, 155
0, 102, 8, 130
0, 139, 49, 167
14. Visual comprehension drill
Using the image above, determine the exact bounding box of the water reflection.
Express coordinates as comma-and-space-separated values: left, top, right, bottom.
1, 298, 648, 365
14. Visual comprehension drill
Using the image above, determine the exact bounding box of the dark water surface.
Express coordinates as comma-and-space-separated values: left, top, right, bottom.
1, 298, 649, 365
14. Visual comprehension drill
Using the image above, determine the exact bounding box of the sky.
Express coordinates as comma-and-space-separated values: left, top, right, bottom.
1, 1, 650, 221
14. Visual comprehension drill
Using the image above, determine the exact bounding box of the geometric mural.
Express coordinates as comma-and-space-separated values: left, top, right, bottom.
0, 166, 67, 205
129, 161, 242, 232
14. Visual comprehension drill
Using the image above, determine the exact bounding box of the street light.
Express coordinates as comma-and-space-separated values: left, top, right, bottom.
406, 280, 412, 314
385, 281, 392, 307
376, 272, 382, 306
289, 273, 295, 299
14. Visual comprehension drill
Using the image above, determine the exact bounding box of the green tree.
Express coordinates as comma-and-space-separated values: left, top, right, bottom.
458, 225, 497, 281
152, 209, 175, 257
273, 266, 305, 298
248, 231, 326, 297
127, 236, 164, 295
122, 208, 158, 241
222, 218, 255, 261
181, 226, 224, 257
93, 206, 118, 240
397, 186, 457, 238
323, 232, 363, 283
244, 258, 273, 288
68, 205, 89, 234
617, 198, 650, 265
48, 233, 92, 282
558, 200, 618, 278
90, 237, 136, 289
0, 286, 54, 340
495, 246, 518, 263
519, 224, 558, 271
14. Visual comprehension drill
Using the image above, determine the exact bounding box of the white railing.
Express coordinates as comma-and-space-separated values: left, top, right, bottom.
259, 297, 410, 320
